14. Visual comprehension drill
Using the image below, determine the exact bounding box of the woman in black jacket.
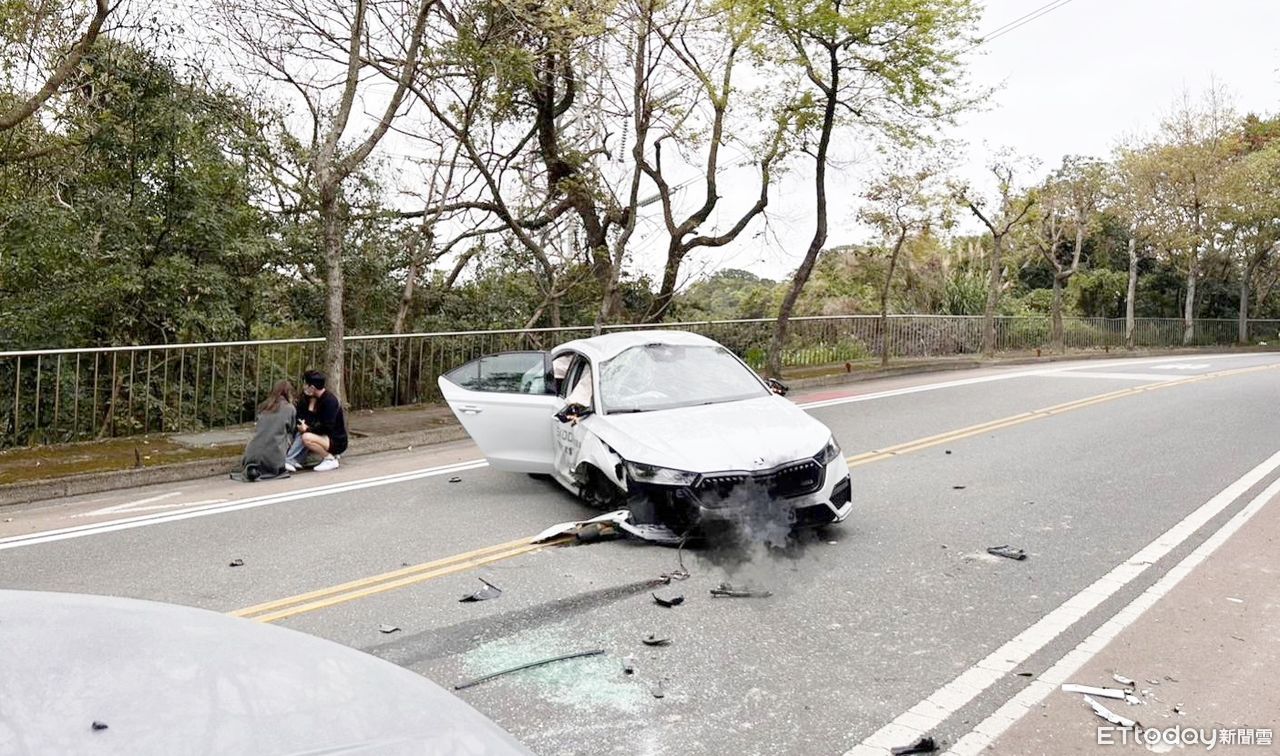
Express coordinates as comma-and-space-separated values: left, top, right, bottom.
285, 371, 348, 472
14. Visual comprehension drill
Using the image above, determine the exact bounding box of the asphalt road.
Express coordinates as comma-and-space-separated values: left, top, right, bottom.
3, 352, 1280, 755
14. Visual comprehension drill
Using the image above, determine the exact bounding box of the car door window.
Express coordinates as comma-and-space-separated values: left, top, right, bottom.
560, 356, 594, 409
442, 352, 551, 394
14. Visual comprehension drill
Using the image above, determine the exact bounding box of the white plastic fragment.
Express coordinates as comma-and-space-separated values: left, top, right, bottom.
531, 510, 630, 543
1083, 696, 1139, 728
1062, 684, 1128, 700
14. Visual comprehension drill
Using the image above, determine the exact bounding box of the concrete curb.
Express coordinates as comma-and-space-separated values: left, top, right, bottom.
0, 426, 469, 508
3, 346, 1271, 507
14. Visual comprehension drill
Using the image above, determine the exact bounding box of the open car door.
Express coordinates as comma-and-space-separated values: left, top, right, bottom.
438, 351, 559, 473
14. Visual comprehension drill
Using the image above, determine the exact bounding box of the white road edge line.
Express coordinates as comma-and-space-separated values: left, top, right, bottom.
794, 352, 1274, 411
6, 352, 1274, 549
0, 459, 489, 551
843, 447, 1280, 756
939, 473, 1280, 756
68, 490, 184, 518
1034, 371, 1181, 382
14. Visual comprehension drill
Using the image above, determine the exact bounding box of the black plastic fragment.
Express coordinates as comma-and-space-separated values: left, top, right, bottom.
228, 558, 244, 567
454, 649, 605, 690
891, 736, 937, 755
91, 721, 109, 731
987, 545, 1027, 561
652, 593, 684, 607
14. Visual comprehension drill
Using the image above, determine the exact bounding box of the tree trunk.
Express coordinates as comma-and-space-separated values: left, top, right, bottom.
319, 182, 347, 403
1182, 254, 1198, 346
767, 54, 838, 379
392, 227, 430, 336
1125, 235, 1138, 350
1050, 273, 1065, 354
649, 245, 685, 322
880, 230, 908, 367
982, 233, 1003, 357
1239, 259, 1252, 345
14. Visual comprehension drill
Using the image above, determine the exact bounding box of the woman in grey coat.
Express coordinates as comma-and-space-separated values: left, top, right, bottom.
239, 380, 297, 481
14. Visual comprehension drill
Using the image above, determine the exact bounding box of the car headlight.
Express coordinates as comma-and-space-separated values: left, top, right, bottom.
815, 436, 842, 465
625, 461, 700, 486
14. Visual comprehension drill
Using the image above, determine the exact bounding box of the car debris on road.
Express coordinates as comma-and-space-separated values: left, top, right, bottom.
228, 558, 244, 567
642, 634, 672, 647
709, 583, 773, 598
91, 721, 109, 731
1082, 695, 1140, 729
890, 735, 937, 754
459, 578, 503, 603
1061, 684, 1129, 700
652, 593, 684, 608
378, 624, 400, 634
454, 649, 606, 691
987, 545, 1027, 561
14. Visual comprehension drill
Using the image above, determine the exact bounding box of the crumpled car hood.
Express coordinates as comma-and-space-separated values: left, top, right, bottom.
588, 394, 830, 473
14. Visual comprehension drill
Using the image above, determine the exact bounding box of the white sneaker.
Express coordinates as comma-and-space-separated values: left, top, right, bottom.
314, 456, 339, 472
284, 462, 298, 473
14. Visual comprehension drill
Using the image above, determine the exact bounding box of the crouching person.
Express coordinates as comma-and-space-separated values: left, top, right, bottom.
285, 370, 348, 472
238, 380, 297, 481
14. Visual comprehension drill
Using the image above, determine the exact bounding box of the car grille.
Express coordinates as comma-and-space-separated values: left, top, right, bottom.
692, 459, 825, 506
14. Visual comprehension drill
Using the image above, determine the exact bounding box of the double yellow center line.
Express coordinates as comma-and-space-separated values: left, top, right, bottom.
231, 535, 570, 623
233, 361, 1279, 623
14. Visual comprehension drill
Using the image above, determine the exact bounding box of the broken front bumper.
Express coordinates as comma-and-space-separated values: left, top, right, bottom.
632, 455, 853, 528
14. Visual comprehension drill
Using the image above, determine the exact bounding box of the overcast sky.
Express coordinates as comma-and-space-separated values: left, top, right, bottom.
677, 0, 1280, 282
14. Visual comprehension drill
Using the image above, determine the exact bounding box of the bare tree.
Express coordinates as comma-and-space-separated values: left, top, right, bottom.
1148, 87, 1237, 345
1220, 143, 1280, 343
217, 0, 436, 400
955, 156, 1037, 357
859, 158, 947, 365
1035, 156, 1104, 353
639, 1, 793, 321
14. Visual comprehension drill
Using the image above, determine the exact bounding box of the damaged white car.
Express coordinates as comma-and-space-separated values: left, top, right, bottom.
438, 331, 852, 541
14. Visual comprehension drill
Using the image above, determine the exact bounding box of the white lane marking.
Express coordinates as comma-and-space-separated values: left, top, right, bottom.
796, 352, 1277, 411
844, 447, 1280, 755
1151, 363, 1211, 370
943, 474, 1280, 756
0, 459, 489, 551
1035, 371, 1180, 382
71, 491, 185, 518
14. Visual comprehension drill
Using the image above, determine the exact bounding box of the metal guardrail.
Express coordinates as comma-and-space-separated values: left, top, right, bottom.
1, 315, 1277, 448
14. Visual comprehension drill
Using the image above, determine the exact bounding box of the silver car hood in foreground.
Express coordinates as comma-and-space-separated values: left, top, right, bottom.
0, 590, 529, 756
592, 394, 830, 473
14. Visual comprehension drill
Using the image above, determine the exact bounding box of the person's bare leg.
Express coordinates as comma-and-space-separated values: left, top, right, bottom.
303, 432, 339, 471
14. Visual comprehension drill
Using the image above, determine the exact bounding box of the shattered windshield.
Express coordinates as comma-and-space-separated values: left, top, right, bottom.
599, 344, 768, 413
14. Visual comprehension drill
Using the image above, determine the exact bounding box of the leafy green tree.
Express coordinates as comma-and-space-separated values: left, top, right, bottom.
0, 41, 277, 349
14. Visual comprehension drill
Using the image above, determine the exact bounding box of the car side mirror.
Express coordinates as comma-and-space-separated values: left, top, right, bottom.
766, 378, 789, 396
